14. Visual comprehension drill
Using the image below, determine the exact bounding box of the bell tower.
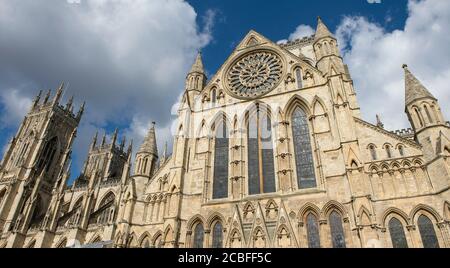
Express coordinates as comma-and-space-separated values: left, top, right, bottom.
0, 83, 83, 247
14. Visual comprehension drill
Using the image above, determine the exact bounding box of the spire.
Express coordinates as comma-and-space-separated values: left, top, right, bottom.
32, 90, 43, 108
101, 132, 106, 147
189, 51, 205, 75
403, 64, 436, 106
138, 122, 158, 157
111, 128, 118, 147
43, 90, 51, 104
90, 131, 98, 150
77, 101, 85, 121
53, 82, 64, 105
315, 16, 334, 41
120, 136, 126, 151
66, 96, 74, 111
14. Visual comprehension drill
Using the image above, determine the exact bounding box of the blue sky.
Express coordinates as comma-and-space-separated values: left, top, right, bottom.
0, 0, 449, 184
189, 0, 408, 75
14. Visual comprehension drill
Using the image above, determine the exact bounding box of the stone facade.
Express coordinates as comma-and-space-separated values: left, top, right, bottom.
0, 18, 449, 248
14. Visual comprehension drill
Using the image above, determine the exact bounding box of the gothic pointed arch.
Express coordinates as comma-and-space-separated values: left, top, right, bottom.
388, 217, 409, 248
409, 204, 443, 223
283, 94, 311, 116
127, 233, 138, 248
206, 212, 226, 229
381, 207, 410, 228
444, 201, 450, 220
321, 201, 348, 220
276, 224, 293, 248
312, 96, 327, 115
298, 202, 321, 223
209, 217, 225, 248
138, 232, 152, 248
346, 148, 362, 168
243, 201, 256, 221
152, 231, 164, 248
357, 206, 372, 226
264, 199, 279, 220
286, 97, 317, 190
211, 112, 230, 200
164, 225, 174, 247
251, 226, 267, 248
227, 228, 243, 248
245, 101, 276, 195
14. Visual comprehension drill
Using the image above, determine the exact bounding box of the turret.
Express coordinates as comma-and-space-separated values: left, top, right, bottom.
403, 64, 449, 160
134, 122, 159, 177
313, 17, 345, 76
185, 52, 207, 107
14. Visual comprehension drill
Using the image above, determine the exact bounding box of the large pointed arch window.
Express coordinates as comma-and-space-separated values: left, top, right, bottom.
418, 215, 439, 248
291, 107, 316, 189
247, 106, 276, 195
37, 137, 59, 173
213, 118, 229, 199
388, 218, 408, 248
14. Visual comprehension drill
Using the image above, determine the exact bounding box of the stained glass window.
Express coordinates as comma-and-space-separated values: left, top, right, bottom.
213, 119, 229, 199
292, 107, 316, 189
306, 213, 320, 248
247, 108, 275, 195
193, 223, 204, 248
388, 218, 408, 248
418, 215, 439, 248
295, 68, 303, 89
329, 211, 346, 248
212, 222, 223, 248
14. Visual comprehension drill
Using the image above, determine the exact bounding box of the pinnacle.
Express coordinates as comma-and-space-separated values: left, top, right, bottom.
315, 16, 334, 41
138, 122, 158, 157
404, 65, 436, 106
189, 51, 205, 74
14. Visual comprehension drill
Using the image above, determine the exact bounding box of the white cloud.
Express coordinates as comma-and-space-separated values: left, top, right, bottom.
284, 0, 450, 131
288, 25, 315, 40
0, 0, 215, 174
278, 24, 315, 44
0, 89, 32, 127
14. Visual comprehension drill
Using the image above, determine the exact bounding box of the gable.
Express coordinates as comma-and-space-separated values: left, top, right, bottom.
354, 117, 422, 162
198, 30, 323, 106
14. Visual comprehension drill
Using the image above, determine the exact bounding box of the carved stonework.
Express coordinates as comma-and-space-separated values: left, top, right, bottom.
226, 50, 283, 99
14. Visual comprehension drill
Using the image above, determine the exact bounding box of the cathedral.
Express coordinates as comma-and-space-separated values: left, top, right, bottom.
0, 17, 449, 248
